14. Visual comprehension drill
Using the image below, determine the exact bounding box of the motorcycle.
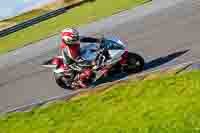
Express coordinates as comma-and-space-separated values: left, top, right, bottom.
42, 36, 145, 89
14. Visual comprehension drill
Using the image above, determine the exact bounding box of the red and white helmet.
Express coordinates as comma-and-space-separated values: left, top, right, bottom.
61, 28, 80, 45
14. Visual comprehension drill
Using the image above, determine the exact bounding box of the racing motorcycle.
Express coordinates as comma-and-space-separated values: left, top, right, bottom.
42, 36, 145, 89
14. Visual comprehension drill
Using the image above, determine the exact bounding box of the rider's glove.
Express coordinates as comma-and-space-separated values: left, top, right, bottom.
75, 56, 83, 62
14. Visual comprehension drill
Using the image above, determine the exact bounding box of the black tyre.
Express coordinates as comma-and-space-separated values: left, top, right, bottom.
55, 77, 67, 89
54, 75, 73, 90
124, 52, 145, 73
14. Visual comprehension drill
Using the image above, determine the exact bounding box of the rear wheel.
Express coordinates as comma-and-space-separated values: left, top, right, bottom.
123, 52, 144, 73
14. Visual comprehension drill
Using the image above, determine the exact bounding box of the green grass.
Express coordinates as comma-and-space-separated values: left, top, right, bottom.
0, 5, 49, 30
0, 0, 81, 25
0, 0, 150, 55
3, 9, 49, 24
1, 70, 200, 132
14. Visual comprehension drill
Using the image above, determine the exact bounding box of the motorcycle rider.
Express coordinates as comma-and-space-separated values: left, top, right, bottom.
59, 28, 110, 88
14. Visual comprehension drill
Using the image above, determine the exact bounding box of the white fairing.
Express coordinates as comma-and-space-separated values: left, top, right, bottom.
105, 36, 127, 65
107, 50, 125, 65
107, 36, 126, 48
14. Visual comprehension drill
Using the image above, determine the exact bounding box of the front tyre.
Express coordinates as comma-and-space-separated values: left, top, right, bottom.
55, 76, 68, 89
54, 74, 73, 90
124, 52, 145, 73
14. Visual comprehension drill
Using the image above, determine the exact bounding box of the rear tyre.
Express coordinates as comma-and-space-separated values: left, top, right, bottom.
124, 52, 145, 73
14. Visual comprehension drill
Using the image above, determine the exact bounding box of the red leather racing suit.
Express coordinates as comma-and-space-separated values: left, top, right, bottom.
60, 36, 100, 66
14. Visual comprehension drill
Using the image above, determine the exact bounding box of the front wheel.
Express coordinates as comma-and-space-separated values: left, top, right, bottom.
55, 76, 69, 89
123, 52, 145, 73
54, 74, 74, 90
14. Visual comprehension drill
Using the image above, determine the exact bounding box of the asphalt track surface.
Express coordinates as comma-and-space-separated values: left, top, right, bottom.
0, 0, 200, 112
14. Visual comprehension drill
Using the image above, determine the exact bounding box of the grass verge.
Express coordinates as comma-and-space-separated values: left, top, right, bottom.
0, 0, 150, 55
1, 70, 200, 132
0, 0, 83, 30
